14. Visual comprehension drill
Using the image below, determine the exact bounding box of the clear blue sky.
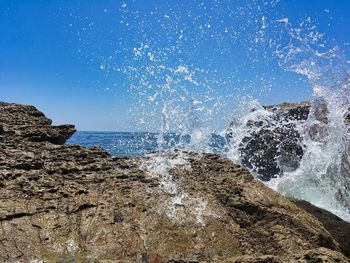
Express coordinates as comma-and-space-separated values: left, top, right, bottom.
1, 0, 350, 131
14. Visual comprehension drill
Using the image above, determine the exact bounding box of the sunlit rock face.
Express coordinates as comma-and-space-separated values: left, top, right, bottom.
0, 101, 349, 262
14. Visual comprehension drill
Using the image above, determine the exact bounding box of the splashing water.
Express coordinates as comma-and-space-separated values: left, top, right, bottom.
119, 0, 285, 140
227, 19, 350, 220
75, 1, 350, 221
141, 152, 215, 225
269, 21, 350, 221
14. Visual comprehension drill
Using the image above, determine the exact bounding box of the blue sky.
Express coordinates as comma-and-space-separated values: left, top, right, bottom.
1, 0, 350, 131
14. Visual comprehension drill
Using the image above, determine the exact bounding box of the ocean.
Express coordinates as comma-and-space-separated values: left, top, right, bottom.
67, 131, 228, 157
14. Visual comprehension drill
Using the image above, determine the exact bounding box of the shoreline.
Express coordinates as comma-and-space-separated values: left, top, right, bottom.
0, 101, 349, 262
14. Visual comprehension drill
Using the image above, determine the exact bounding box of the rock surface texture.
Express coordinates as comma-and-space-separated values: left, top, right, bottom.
0, 101, 349, 262
292, 199, 350, 259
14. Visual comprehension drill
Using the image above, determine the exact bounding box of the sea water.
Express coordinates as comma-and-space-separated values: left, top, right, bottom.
67, 131, 227, 157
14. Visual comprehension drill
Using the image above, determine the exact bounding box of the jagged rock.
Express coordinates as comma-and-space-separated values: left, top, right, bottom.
263, 101, 311, 121
0, 102, 75, 145
228, 102, 310, 181
0, 101, 349, 262
239, 123, 304, 181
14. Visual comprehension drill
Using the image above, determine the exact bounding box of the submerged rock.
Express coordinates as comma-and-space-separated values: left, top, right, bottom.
0, 101, 349, 262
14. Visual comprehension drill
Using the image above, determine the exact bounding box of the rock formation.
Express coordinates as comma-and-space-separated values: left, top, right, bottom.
0, 102, 76, 145
0, 101, 349, 262
227, 100, 350, 181
226, 101, 310, 181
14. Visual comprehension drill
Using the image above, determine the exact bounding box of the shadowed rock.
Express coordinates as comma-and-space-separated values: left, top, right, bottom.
292, 198, 350, 258
0, 101, 349, 262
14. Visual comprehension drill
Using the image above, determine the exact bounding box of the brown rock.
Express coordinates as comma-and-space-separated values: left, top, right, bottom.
0, 101, 349, 262
0, 102, 75, 145
292, 198, 350, 258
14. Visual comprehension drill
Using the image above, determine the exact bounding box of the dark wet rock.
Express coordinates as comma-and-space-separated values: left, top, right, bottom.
228, 100, 350, 181
239, 123, 304, 181
263, 101, 311, 121
228, 102, 310, 181
0, 101, 349, 262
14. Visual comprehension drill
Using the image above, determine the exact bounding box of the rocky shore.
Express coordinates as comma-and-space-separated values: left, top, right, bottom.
0, 101, 349, 262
